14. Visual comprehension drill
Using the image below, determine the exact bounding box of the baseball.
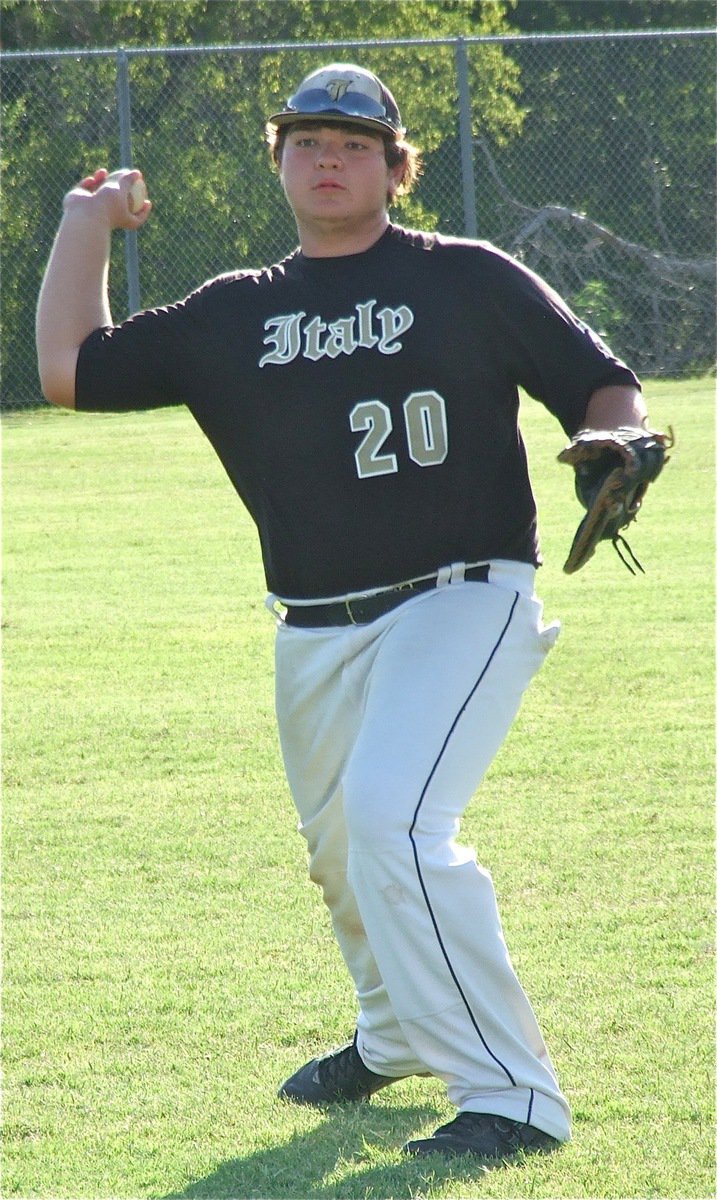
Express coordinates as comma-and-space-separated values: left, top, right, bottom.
128, 178, 148, 213
105, 170, 147, 213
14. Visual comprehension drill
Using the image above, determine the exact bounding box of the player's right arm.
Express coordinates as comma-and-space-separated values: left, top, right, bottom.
36, 168, 151, 408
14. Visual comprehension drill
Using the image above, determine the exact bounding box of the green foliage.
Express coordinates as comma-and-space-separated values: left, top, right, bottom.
505, 0, 716, 32
2, 1, 524, 405
570, 279, 624, 342
5, 0, 712, 48
502, 34, 714, 258
1, 3, 714, 406
1, 0, 511, 52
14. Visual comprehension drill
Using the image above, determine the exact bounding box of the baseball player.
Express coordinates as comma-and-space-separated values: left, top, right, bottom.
36, 63, 649, 1164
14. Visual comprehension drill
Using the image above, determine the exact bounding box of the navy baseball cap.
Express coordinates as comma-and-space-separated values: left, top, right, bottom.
268, 63, 404, 137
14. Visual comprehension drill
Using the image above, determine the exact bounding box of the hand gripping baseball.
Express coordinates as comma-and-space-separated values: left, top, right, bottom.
558, 425, 674, 574
64, 167, 151, 229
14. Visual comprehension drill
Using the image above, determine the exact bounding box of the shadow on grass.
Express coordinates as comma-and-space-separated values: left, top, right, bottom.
159, 1102, 492, 1199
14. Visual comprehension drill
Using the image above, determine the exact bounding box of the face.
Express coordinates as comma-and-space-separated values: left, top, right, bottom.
279, 123, 402, 234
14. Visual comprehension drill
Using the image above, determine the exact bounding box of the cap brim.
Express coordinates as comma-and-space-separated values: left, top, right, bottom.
267, 109, 401, 136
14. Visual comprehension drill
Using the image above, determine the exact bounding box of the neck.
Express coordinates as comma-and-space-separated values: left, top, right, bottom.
297, 212, 390, 258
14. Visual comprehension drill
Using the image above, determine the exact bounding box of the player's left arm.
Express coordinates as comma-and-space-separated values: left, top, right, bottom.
582, 383, 647, 431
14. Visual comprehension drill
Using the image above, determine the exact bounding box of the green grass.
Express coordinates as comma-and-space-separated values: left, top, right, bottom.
2, 378, 714, 1199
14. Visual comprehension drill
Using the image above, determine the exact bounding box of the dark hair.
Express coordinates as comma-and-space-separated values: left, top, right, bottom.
266, 120, 422, 198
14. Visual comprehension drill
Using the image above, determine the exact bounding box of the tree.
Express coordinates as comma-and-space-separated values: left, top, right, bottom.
2, 2, 526, 406
502, 1, 715, 32
2, 1, 713, 405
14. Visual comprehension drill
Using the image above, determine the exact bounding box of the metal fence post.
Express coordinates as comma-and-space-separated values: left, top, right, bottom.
116, 47, 141, 314
455, 37, 478, 239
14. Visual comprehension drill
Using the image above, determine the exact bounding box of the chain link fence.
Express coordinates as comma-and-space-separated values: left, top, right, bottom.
2, 30, 715, 410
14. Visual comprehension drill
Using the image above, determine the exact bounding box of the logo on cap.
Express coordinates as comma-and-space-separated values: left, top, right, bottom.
326, 77, 353, 102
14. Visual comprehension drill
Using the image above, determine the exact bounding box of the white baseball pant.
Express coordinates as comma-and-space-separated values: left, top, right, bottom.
273, 561, 571, 1142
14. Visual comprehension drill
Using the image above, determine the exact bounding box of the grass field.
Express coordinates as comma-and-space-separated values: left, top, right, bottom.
2, 377, 714, 1199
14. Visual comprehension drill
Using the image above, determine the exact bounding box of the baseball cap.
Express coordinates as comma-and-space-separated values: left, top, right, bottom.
268, 63, 404, 137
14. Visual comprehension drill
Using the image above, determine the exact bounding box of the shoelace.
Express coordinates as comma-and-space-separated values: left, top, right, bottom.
317, 1043, 362, 1089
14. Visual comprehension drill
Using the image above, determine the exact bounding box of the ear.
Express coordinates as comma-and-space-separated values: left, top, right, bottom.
387, 161, 404, 202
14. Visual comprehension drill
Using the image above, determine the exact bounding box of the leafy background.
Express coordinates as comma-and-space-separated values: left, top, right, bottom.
2, 0, 715, 406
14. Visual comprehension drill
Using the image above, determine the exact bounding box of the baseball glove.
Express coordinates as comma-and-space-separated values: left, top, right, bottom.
558, 425, 673, 574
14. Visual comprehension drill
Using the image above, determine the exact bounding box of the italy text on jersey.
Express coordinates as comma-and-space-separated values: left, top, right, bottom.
259, 300, 414, 367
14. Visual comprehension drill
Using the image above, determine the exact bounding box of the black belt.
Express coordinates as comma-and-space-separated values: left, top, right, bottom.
284, 564, 491, 628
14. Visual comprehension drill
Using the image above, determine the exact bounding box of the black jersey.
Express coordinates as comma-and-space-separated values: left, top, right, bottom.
76, 225, 639, 599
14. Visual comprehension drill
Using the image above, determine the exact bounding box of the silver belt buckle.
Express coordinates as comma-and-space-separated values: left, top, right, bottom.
345, 579, 423, 626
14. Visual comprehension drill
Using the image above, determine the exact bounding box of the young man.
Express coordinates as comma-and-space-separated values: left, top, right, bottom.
37, 64, 646, 1164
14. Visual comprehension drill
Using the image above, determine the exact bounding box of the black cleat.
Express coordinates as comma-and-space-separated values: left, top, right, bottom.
278, 1035, 403, 1106
403, 1111, 561, 1160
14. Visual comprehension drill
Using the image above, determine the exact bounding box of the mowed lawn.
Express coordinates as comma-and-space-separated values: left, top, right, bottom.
2, 377, 714, 1199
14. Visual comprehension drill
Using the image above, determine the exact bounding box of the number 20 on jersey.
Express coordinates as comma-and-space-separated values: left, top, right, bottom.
350, 390, 448, 479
